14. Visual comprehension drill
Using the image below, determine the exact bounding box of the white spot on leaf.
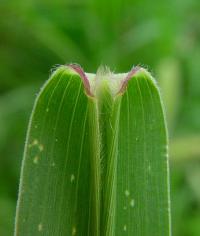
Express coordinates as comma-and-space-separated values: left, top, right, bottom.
33, 156, 39, 164
29, 139, 44, 152
130, 199, 135, 207
72, 226, 76, 235
38, 223, 43, 231
39, 144, 44, 152
123, 225, 127, 231
33, 139, 39, 145
70, 174, 75, 183
51, 162, 55, 167
125, 190, 130, 197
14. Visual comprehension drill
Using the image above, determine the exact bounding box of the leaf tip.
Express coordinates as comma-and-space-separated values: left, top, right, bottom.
66, 63, 94, 97
117, 65, 141, 94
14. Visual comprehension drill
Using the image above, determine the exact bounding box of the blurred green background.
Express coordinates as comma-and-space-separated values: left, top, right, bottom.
0, 0, 200, 235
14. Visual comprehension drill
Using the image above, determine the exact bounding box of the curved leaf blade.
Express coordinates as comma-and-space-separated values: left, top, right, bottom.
115, 70, 171, 235
15, 66, 99, 235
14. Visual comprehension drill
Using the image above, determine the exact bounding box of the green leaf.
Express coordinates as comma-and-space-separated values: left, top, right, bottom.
15, 66, 100, 235
15, 65, 171, 236
115, 70, 171, 235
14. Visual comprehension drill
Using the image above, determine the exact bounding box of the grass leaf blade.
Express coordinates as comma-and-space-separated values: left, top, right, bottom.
115, 69, 171, 235
15, 66, 99, 235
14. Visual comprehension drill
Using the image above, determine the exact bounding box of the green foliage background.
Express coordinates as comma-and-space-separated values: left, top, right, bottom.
0, 0, 200, 235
